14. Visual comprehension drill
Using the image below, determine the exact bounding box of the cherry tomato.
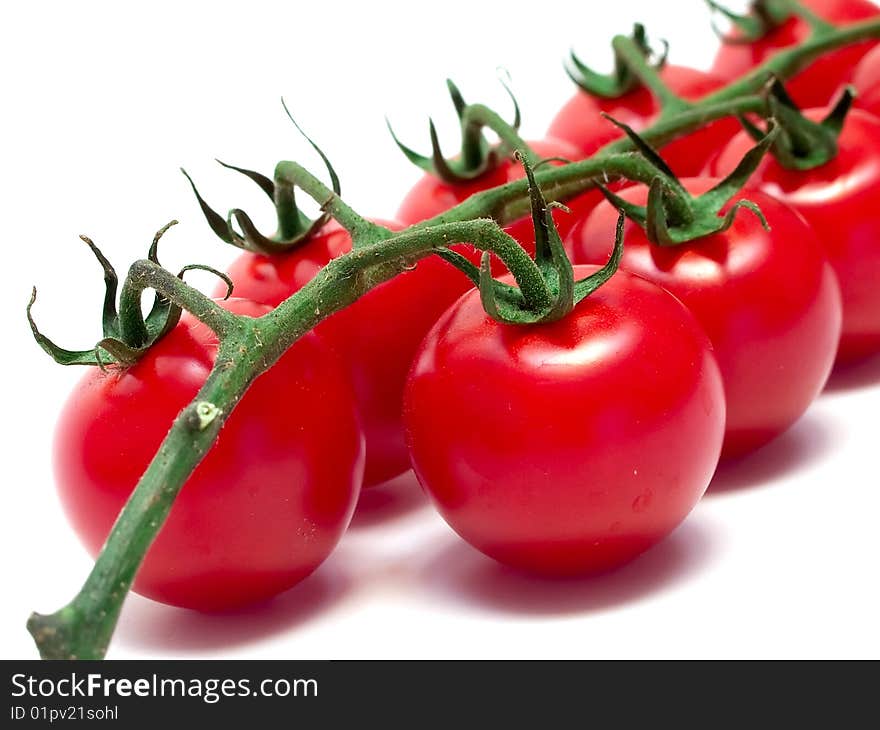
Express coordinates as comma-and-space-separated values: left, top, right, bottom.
547, 66, 739, 176
54, 298, 364, 611
396, 138, 599, 259
404, 267, 725, 575
711, 108, 880, 363
711, 0, 878, 108
217, 221, 475, 487
852, 43, 880, 117
569, 180, 842, 458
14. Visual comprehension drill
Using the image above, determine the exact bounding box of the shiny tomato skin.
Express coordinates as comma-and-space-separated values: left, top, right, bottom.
852, 44, 880, 118
404, 267, 725, 575
396, 137, 597, 259
711, 109, 880, 363
547, 65, 739, 176
711, 0, 878, 108
54, 298, 364, 611
218, 221, 475, 487
569, 180, 842, 457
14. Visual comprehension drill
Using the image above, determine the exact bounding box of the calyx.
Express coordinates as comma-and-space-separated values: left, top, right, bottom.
28, 222, 231, 368
387, 79, 522, 184
183, 100, 341, 255
567, 23, 668, 98
435, 153, 625, 325
706, 0, 795, 43
738, 78, 853, 169
598, 115, 779, 245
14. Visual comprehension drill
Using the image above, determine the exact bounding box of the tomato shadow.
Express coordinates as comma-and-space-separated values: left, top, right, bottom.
707, 413, 836, 495
417, 517, 717, 618
823, 353, 880, 393
114, 563, 351, 656
349, 470, 431, 529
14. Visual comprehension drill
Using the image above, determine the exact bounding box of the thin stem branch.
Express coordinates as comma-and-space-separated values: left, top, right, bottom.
264, 219, 557, 345
612, 34, 690, 113
600, 95, 768, 154
460, 104, 537, 164
412, 152, 690, 231
272, 160, 390, 245
125, 260, 241, 338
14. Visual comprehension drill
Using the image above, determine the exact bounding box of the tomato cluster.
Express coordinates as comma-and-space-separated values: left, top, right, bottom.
49, 1, 880, 615
711, 0, 879, 107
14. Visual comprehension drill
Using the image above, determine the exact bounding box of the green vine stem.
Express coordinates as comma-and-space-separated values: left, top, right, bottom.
27, 12, 880, 660
266, 159, 390, 245
791, 4, 836, 34
611, 33, 691, 114
27, 219, 565, 660
602, 94, 768, 154
276, 150, 688, 237
701, 14, 880, 103
459, 103, 538, 165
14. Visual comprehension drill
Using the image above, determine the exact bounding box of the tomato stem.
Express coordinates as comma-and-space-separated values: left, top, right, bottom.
784, 1, 836, 35
270, 160, 394, 248
704, 16, 880, 103
126, 261, 241, 338
601, 95, 767, 155
460, 103, 538, 166
27, 217, 573, 658
28, 12, 880, 661
611, 34, 691, 114
27, 346, 252, 660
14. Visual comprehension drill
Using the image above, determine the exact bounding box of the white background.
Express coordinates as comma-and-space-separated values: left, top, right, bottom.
2, 0, 878, 659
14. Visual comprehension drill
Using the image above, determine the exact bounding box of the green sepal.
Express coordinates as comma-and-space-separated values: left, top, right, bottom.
705, 0, 793, 43
93, 337, 145, 368
601, 113, 679, 181
77, 235, 120, 338
27, 223, 230, 369
567, 23, 667, 99
27, 289, 114, 366
603, 122, 779, 245
699, 120, 779, 210
387, 78, 520, 184
437, 153, 625, 325
433, 246, 482, 288
178, 264, 234, 300
215, 160, 275, 200
599, 114, 694, 225
214, 159, 310, 245
524, 151, 576, 322
740, 79, 853, 170
183, 103, 341, 255
573, 209, 626, 301
478, 251, 518, 322
140, 220, 184, 350
646, 177, 676, 245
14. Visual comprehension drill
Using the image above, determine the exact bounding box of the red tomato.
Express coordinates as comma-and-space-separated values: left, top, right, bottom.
217, 221, 476, 487
547, 66, 739, 176
711, 108, 880, 363
396, 137, 598, 258
711, 0, 878, 108
54, 298, 364, 611
852, 43, 880, 117
569, 180, 842, 458
404, 266, 725, 575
